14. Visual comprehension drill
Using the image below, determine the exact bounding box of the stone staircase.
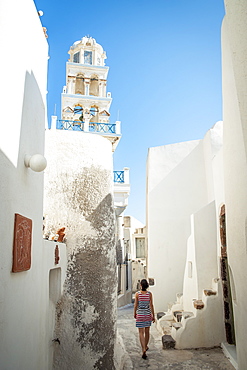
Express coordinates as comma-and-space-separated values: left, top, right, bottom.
156, 293, 194, 348
156, 284, 223, 349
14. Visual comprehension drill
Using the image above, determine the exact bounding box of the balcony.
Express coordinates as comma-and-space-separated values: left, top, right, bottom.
51, 116, 121, 152
113, 171, 124, 183
113, 168, 130, 216
57, 120, 116, 134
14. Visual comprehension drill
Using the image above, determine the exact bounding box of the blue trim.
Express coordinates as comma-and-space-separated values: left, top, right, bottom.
61, 93, 112, 101
113, 171, 124, 183
57, 120, 116, 134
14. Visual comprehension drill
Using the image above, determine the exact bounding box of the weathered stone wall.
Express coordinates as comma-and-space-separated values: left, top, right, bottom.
44, 130, 117, 369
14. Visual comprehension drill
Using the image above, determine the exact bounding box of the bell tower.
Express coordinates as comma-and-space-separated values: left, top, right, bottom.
57, 36, 121, 151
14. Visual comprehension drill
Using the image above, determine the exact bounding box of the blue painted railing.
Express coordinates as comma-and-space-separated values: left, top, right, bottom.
57, 120, 116, 134
57, 120, 83, 130
114, 171, 124, 183
89, 122, 116, 133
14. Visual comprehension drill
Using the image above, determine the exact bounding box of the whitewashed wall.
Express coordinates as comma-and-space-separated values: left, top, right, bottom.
222, 1, 247, 368
146, 139, 206, 311
147, 123, 224, 313
0, 1, 67, 369
176, 201, 225, 349
147, 124, 225, 347
44, 130, 117, 369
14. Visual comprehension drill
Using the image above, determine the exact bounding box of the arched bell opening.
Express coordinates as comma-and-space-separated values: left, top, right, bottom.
75, 73, 85, 95
89, 74, 99, 96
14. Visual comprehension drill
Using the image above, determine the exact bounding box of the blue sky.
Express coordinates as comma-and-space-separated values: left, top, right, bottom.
34, 0, 225, 223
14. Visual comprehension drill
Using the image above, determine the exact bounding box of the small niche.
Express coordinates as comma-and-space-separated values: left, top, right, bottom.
49, 268, 61, 305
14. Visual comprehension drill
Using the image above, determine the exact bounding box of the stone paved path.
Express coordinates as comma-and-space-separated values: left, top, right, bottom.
117, 304, 234, 370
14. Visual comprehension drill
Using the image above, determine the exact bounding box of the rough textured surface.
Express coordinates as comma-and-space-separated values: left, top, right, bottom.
162, 335, 176, 349
117, 304, 234, 369
157, 312, 166, 320
44, 131, 117, 369
204, 290, 217, 296
193, 300, 205, 310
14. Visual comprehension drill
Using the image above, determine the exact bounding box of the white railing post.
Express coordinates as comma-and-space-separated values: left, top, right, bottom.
115, 120, 121, 134
123, 167, 130, 184
83, 113, 91, 132
51, 115, 57, 130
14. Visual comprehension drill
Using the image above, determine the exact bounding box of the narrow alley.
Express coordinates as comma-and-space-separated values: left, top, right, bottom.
117, 304, 234, 370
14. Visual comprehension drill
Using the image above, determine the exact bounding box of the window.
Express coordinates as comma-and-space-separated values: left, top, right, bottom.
90, 106, 99, 123
84, 51, 92, 65
136, 238, 145, 258
73, 52, 80, 63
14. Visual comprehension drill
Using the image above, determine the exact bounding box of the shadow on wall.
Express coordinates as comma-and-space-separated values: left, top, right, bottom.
53, 193, 117, 370
18, 71, 46, 165
0, 70, 47, 368
1, 69, 45, 254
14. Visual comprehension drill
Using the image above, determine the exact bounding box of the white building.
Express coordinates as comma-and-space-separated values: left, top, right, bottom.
147, 1, 247, 368
146, 123, 225, 346
123, 216, 147, 291
113, 169, 132, 307
0, 1, 66, 369
222, 1, 247, 368
44, 37, 125, 369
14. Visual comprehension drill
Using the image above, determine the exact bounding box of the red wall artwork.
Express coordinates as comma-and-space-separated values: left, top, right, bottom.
12, 213, 32, 272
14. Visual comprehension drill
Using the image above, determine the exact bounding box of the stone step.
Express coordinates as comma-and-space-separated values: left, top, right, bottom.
158, 319, 174, 335
204, 289, 217, 296
162, 334, 176, 349
159, 312, 174, 321
172, 322, 183, 330
157, 311, 166, 320
193, 300, 204, 310
182, 311, 194, 319
173, 310, 183, 322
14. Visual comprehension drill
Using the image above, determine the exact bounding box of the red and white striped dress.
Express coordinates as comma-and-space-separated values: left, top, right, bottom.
136, 291, 152, 328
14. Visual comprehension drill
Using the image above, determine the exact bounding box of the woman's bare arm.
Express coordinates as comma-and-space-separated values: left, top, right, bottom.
134, 292, 138, 318
149, 292, 155, 322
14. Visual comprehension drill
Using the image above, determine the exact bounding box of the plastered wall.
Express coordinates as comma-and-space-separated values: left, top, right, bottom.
147, 124, 224, 313
222, 1, 247, 368
0, 1, 61, 369
146, 139, 207, 311
44, 130, 117, 369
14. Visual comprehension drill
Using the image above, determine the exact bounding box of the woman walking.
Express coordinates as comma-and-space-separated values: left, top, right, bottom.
134, 279, 155, 359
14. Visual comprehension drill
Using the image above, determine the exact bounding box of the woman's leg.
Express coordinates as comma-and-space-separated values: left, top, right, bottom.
138, 328, 146, 353
144, 327, 150, 350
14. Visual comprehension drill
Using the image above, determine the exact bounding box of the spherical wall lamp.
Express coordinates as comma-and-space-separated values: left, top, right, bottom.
24, 154, 47, 172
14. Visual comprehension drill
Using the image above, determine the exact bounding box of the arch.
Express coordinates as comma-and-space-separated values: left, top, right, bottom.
89, 74, 99, 96
73, 105, 84, 121
90, 106, 99, 123
75, 73, 85, 95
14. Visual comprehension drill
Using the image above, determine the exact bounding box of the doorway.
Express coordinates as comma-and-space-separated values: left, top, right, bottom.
220, 204, 236, 344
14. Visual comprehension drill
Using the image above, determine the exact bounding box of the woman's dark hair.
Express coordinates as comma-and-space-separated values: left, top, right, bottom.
140, 279, 149, 291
